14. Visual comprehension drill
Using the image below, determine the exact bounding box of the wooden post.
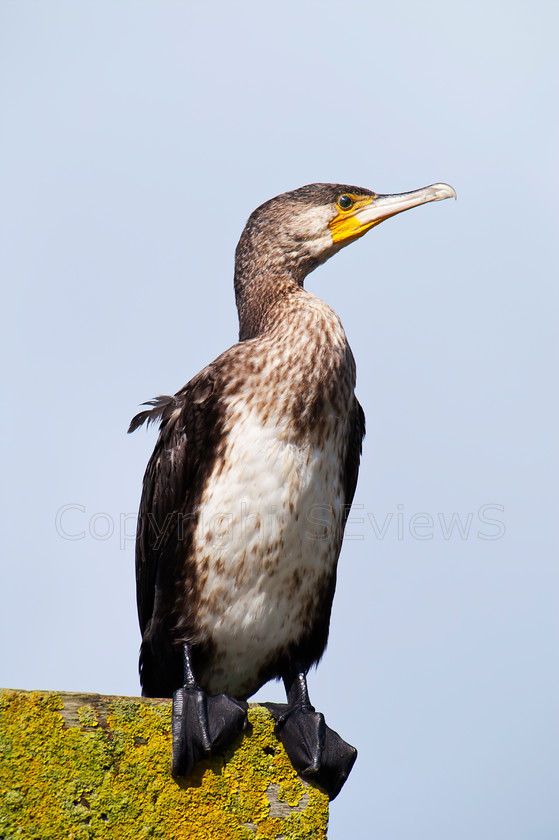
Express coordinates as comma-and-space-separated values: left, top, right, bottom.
0, 689, 329, 839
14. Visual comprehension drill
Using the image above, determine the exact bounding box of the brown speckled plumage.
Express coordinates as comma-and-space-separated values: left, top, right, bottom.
131, 184, 369, 699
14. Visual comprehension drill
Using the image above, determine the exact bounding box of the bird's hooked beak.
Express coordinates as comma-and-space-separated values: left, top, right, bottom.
329, 182, 457, 244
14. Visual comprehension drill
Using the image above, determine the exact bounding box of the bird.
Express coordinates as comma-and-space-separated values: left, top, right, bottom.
129, 180, 456, 799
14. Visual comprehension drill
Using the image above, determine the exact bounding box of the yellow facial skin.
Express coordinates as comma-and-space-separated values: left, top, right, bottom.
328, 194, 377, 244
328, 183, 457, 246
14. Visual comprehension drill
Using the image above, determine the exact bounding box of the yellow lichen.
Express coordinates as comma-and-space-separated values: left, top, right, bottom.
0, 690, 328, 839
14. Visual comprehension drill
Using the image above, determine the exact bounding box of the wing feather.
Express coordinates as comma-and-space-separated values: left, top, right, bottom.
343, 396, 366, 517
129, 367, 220, 641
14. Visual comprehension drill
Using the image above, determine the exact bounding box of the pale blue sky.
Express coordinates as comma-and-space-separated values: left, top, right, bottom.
1, 2, 557, 838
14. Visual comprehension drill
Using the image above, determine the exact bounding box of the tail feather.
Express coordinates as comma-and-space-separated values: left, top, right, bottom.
128, 395, 179, 434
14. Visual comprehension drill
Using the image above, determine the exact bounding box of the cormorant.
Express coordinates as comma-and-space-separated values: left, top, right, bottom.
129, 181, 456, 798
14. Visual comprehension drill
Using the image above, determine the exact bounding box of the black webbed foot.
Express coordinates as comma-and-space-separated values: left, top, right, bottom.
265, 670, 357, 800
171, 644, 248, 776
171, 686, 248, 775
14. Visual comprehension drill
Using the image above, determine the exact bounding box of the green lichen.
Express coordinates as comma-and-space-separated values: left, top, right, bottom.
0, 690, 328, 839
76, 705, 99, 728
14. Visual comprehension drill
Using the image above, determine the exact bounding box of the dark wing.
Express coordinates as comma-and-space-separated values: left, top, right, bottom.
343, 396, 366, 518
129, 365, 223, 648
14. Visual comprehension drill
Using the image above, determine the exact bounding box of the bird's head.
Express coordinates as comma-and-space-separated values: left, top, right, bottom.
234, 181, 456, 337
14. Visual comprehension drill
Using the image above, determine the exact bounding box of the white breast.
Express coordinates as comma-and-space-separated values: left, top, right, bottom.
191, 400, 347, 696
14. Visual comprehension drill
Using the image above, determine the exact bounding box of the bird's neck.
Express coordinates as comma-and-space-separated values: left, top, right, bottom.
234, 270, 303, 342
234, 228, 322, 341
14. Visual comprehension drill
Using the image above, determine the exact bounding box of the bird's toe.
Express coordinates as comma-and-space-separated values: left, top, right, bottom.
171, 686, 247, 776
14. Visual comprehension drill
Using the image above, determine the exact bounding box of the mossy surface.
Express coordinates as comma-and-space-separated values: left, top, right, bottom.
0, 690, 328, 839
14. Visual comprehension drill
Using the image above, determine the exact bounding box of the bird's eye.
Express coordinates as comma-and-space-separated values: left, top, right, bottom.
338, 195, 353, 210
